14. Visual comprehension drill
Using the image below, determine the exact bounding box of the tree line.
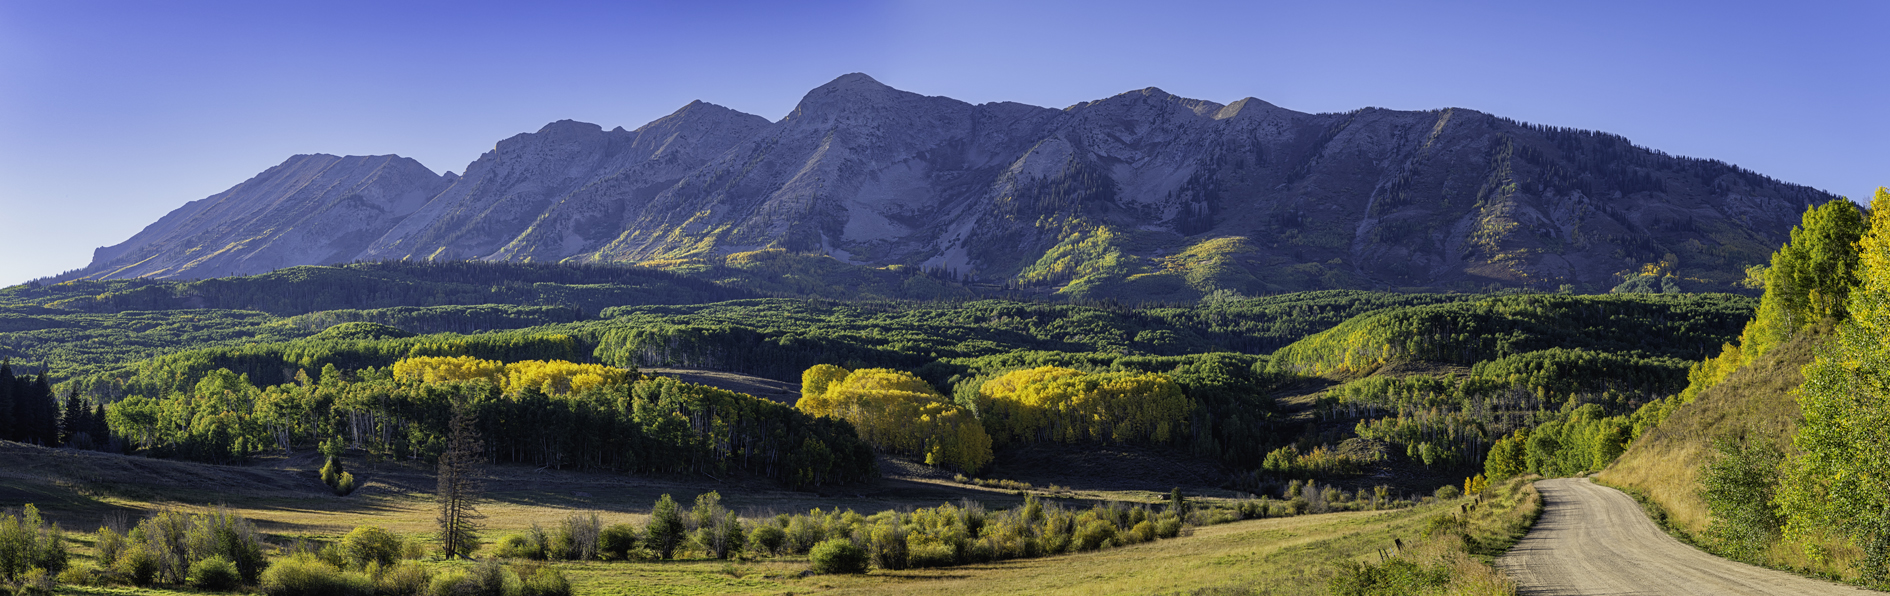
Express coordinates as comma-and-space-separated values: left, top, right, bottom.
100, 356, 877, 487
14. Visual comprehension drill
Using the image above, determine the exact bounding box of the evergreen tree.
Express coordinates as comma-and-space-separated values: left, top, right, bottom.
90, 403, 108, 445
60, 394, 88, 446
436, 400, 485, 559
645, 494, 686, 560
0, 362, 13, 441
13, 371, 59, 446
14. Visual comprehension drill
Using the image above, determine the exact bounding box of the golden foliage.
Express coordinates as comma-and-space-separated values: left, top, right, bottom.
976, 366, 1190, 445
796, 366, 992, 472
391, 355, 504, 385
391, 356, 632, 396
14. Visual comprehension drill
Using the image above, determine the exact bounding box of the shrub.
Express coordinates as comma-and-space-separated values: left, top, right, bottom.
909, 538, 958, 568
809, 539, 869, 574
17, 567, 54, 596
114, 544, 159, 587
494, 533, 545, 560
553, 513, 601, 561
0, 505, 68, 580
188, 555, 242, 591
1074, 519, 1117, 551
1123, 520, 1157, 545
94, 527, 126, 567
341, 525, 406, 569
1434, 485, 1462, 500
375, 561, 432, 596
145, 506, 268, 584
1700, 438, 1784, 562
428, 559, 518, 596
322, 456, 359, 496
259, 554, 373, 596
55, 562, 96, 587
749, 524, 785, 556
319, 456, 338, 488
519, 565, 573, 596
1154, 516, 1183, 539
784, 516, 823, 554
867, 522, 908, 570
317, 541, 349, 569
425, 569, 466, 596
599, 523, 640, 560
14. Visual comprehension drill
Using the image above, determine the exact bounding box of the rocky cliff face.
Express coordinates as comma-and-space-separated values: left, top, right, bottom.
74, 74, 1836, 296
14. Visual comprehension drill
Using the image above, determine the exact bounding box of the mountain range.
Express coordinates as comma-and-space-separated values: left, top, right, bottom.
67, 73, 1836, 299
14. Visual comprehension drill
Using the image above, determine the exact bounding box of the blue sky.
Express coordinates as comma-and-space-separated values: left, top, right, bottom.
1, 0, 1883, 285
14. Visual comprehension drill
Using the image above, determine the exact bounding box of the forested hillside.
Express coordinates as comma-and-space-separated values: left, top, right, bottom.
1, 247, 1765, 504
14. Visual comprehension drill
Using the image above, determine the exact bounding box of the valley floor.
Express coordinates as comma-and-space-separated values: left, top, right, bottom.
0, 440, 1469, 595
560, 508, 1439, 596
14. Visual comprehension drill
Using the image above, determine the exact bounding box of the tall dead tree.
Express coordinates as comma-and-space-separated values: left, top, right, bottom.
437, 399, 485, 559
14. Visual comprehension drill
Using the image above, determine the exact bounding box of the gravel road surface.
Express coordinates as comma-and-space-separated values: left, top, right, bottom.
1497, 477, 1881, 595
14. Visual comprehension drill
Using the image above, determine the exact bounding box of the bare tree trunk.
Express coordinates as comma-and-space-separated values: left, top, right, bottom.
437, 399, 485, 559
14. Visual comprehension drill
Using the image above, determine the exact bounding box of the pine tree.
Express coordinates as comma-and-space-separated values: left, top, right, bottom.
645, 494, 686, 560
436, 400, 485, 559
16, 371, 58, 446
90, 404, 108, 446
60, 394, 88, 446
0, 362, 14, 441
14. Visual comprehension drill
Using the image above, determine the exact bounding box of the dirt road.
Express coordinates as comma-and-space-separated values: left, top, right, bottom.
1497, 477, 1881, 595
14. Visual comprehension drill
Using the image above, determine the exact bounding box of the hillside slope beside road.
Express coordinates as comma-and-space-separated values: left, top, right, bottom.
1498, 478, 1880, 595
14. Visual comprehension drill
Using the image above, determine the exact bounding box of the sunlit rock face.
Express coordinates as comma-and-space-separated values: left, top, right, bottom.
77, 73, 1833, 296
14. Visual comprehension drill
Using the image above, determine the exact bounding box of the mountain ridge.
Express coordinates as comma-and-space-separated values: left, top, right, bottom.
66, 73, 1837, 297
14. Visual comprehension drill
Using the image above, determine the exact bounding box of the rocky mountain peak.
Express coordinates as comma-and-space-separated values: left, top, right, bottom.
827, 72, 890, 91
1071, 86, 1227, 120
784, 73, 921, 123
70, 75, 1836, 298
1214, 97, 1280, 120
644, 99, 765, 131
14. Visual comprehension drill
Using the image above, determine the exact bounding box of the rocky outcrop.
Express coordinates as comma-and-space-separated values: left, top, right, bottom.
74, 74, 1836, 295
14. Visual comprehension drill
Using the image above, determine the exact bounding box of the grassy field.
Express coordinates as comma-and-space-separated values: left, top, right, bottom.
549, 506, 1459, 596
40, 506, 1463, 596
0, 438, 1522, 595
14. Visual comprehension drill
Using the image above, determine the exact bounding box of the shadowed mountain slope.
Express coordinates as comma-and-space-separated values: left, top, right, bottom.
70, 74, 1837, 297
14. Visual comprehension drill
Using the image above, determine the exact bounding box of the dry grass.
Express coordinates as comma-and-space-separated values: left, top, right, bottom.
1326, 475, 1539, 596
551, 505, 1465, 596
3, 440, 1489, 595
0, 430, 1548, 596
1595, 332, 1867, 579
1596, 333, 1818, 537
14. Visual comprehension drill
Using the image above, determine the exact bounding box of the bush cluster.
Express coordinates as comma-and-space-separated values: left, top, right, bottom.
0, 505, 67, 588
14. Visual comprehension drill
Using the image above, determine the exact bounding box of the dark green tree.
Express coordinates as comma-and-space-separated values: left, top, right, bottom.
60, 394, 89, 446
0, 362, 13, 441
645, 494, 686, 560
